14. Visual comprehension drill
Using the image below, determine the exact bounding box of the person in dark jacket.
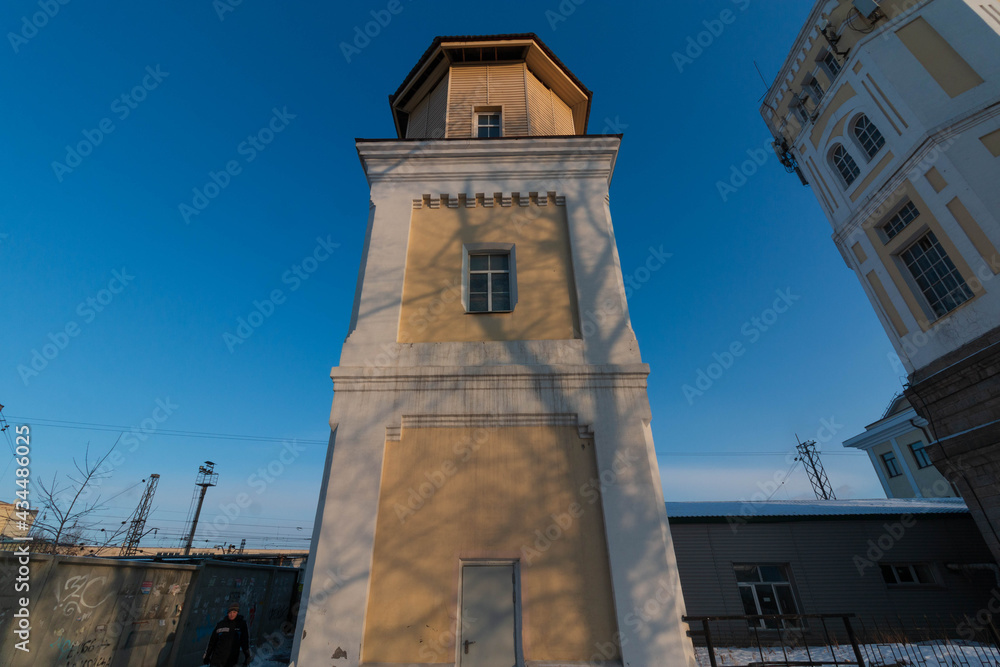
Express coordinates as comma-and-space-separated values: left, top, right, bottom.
203, 603, 252, 666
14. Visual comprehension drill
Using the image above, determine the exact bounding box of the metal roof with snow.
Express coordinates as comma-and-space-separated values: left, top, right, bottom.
666, 498, 968, 522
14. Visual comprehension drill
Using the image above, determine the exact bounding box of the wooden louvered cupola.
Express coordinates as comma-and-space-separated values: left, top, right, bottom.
388, 33, 592, 139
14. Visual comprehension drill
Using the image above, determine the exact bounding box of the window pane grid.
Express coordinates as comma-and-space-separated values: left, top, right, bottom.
832, 145, 860, 185
823, 51, 841, 77
881, 202, 919, 240
854, 114, 886, 159
734, 564, 799, 629
477, 113, 501, 138
901, 232, 973, 317
808, 78, 824, 102
910, 443, 932, 469
882, 452, 901, 477
469, 253, 511, 312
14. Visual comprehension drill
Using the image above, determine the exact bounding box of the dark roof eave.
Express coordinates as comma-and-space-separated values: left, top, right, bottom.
389, 33, 593, 104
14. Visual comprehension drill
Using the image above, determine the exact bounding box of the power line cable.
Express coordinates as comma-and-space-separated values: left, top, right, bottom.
6, 415, 328, 445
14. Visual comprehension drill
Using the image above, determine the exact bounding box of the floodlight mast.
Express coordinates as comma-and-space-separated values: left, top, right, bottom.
182, 462, 218, 555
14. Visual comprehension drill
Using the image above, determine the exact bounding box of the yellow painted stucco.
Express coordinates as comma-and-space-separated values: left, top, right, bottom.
852, 242, 868, 264
866, 269, 908, 337
924, 167, 947, 193
946, 197, 1000, 274
811, 83, 857, 149
362, 424, 619, 663
895, 17, 984, 98
981, 128, 1000, 157
850, 151, 894, 203
399, 200, 580, 343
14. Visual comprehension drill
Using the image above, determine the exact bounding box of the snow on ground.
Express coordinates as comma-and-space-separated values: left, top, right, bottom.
247, 631, 293, 667
695, 641, 1000, 667
238, 635, 1000, 667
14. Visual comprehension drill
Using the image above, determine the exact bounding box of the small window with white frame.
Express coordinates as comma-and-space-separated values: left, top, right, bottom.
830, 144, 860, 186
852, 114, 886, 160
878, 201, 920, 242
734, 564, 800, 630
818, 50, 842, 80
790, 99, 810, 126
476, 108, 502, 138
463, 243, 516, 313
805, 75, 825, 103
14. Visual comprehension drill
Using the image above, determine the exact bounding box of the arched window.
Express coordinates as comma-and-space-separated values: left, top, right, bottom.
831, 145, 860, 186
853, 114, 885, 159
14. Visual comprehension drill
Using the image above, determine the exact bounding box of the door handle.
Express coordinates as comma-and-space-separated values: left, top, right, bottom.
464, 639, 476, 654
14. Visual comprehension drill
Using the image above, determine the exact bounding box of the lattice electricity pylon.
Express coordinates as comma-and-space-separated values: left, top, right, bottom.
795, 439, 836, 500
120, 474, 160, 557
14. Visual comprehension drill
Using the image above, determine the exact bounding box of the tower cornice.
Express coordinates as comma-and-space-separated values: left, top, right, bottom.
355, 135, 621, 185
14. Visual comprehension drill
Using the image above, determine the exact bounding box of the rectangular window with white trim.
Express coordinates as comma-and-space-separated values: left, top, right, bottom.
463, 243, 516, 313
734, 564, 800, 629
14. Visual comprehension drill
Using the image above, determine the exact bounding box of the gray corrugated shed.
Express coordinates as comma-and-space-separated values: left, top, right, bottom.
666, 497, 967, 519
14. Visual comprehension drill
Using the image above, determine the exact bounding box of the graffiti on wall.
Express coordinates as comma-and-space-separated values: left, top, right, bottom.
53, 575, 114, 616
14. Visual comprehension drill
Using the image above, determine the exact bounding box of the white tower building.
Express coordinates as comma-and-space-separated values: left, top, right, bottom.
291, 34, 695, 667
762, 1, 1000, 560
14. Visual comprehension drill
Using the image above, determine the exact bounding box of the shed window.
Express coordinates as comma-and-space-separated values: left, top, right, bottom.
734, 564, 800, 629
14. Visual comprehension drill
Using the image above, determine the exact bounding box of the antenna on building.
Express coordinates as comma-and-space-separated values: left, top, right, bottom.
181, 461, 218, 555
795, 436, 836, 500
120, 474, 160, 557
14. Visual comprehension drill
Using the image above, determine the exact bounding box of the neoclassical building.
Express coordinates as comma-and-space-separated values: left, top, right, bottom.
761, 1, 1000, 560
291, 34, 694, 667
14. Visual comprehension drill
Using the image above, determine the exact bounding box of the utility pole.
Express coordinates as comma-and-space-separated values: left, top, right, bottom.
182, 462, 218, 555
795, 437, 836, 500
120, 474, 160, 557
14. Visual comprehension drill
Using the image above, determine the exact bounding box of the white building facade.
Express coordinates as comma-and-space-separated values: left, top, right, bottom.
762, 0, 1000, 561
291, 35, 694, 667
842, 395, 961, 498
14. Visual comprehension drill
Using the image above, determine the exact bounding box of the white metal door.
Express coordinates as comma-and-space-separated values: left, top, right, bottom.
459, 564, 518, 667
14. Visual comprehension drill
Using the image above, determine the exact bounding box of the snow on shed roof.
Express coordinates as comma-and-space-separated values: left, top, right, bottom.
666, 498, 968, 519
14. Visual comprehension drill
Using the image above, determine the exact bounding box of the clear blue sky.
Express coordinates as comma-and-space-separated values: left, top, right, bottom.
1, 0, 905, 551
